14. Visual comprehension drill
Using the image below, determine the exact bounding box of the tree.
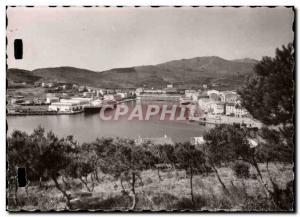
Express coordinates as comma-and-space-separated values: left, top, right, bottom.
204, 124, 252, 193
29, 126, 52, 186
239, 43, 294, 210
147, 144, 176, 181
7, 127, 79, 209
65, 142, 98, 192
38, 131, 77, 209
239, 43, 294, 162
239, 43, 294, 126
174, 142, 206, 207
94, 138, 155, 210
7, 130, 31, 204
7, 128, 48, 203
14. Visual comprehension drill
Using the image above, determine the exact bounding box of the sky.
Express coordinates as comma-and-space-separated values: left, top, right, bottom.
7, 7, 294, 71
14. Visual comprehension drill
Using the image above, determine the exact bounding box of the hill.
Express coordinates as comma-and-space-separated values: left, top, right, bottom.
7, 68, 42, 85
7, 56, 259, 89
231, 58, 260, 64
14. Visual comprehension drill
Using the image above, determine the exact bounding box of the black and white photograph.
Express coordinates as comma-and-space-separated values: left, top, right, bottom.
6, 6, 294, 211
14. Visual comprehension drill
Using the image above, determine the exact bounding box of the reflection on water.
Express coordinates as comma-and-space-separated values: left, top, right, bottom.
7, 101, 212, 143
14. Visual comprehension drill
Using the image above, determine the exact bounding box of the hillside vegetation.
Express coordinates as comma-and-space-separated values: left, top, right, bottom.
7, 56, 258, 89
7, 126, 293, 211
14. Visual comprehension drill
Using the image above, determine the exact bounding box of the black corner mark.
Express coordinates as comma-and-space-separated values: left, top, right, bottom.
17, 167, 27, 187
14, 39, 23, 60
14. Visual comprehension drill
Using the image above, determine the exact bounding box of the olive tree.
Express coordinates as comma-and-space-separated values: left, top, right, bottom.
174, 142, 206, 207
38, 131, 78, 209
95, 138, 155, 210
204, 124, 253, 194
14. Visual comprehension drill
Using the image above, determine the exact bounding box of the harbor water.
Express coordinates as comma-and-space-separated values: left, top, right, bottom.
7, 101, 212, 143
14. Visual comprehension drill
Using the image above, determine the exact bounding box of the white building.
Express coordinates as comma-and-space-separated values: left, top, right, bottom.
207, 89, 220, 96
198, 98, 214, 113
190, 136, 205, 145
198, 98, 225, 114
191, 93, 199, 102
48, 102, 82, 112
220, 91, 238, 103
135, 88, 143, 96
185, 90, 197, 99
190, 136, 206, 151
225, 103, 248, 117
98, 89, 106, 96
211, 102, 225, 114
48, 82, 54, 88
78, 86, 86, 92
143, 89, 165, 94
46, 96, 59, 104
116, 92, 128, 99
60, 98, 92, 105
103, 94, 115, 101
83, 92, 94, 98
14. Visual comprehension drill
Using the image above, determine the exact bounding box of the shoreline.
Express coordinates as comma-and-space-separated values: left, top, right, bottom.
7, 110, 83, 116
7, 98, 137, 116
189, 115, 262, 128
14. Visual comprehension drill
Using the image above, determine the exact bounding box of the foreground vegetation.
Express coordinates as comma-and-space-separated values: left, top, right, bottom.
7, 124, 293, 211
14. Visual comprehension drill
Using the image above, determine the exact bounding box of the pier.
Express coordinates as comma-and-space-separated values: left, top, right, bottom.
137, 94, 181, 101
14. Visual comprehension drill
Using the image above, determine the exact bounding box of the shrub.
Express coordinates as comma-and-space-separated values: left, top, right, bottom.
233, 162, 250, 179
145, 177, 153, 185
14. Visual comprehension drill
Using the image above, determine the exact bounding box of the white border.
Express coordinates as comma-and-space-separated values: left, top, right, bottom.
0, 1, 298, 216
0, 0, 299, 6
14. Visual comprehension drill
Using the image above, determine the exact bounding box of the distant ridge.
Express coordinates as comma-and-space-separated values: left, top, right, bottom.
7, 56, 259, 89
231, 58, 259, 64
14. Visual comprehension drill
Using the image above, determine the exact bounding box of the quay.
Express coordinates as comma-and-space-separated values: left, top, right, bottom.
7, 110, 83, 116
189, 115, 262, 129
7, 97, 137, 116
137, 94, 180, 101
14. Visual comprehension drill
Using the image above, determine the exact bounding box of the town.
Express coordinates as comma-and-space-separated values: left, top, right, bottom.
7, 81, 262, 129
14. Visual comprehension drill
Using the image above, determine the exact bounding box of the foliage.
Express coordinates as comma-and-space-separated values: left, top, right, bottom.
174, 142, 206, 172
238, 44, 294, 210
7, 124, 293, 211
233, 161, 250, 179
255, 127, 293, 164
204, 124, 253, 165
174, 142, 207, 206
238, 43, 294, 164
239, 43, 294, 126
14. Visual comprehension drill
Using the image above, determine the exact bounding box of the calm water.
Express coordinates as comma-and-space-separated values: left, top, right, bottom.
7, 101, 211, 143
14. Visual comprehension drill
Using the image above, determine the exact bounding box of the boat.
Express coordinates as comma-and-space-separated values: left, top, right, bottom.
83, 99, 103, 113
83, 106, 101, 113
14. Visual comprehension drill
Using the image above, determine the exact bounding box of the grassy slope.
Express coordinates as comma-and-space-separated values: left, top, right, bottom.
7, 87, 47, 100
7, 163, 293, 211
7, 69, 41, 84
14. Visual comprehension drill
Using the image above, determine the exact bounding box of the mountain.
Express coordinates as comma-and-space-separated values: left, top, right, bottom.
231, 58, 260, 64
7, 56, 259, 90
